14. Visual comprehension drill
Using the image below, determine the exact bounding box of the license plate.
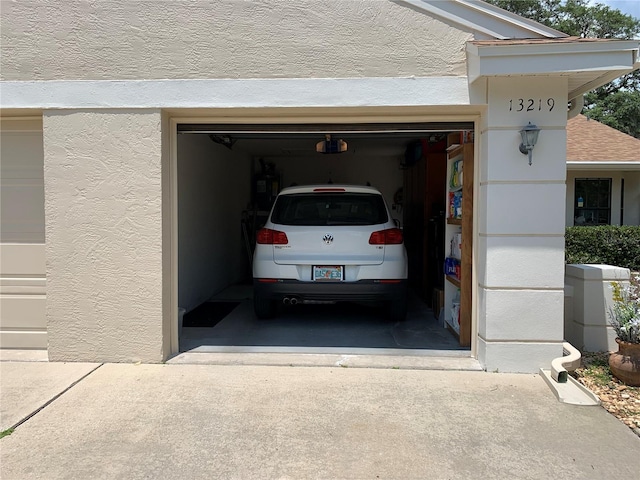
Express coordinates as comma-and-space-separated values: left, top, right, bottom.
313, 265, 343, 281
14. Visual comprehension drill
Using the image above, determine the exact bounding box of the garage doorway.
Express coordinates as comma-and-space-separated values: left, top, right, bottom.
173, 121, 475, 356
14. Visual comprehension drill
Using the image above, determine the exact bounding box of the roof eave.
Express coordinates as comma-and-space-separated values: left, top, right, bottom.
466, 39, 640, 98
394, 0, 568, 40
567, 161, 640, 171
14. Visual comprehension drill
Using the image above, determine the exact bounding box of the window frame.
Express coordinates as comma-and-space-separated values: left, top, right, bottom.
573, 177, 612, 226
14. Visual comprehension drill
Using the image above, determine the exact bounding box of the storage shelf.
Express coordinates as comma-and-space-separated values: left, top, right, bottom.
446, 275, 460, 288
444, 141, 473, 348
446, 144, 464, 158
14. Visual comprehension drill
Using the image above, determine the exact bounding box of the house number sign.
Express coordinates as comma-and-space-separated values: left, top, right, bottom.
508, 98, 556, 112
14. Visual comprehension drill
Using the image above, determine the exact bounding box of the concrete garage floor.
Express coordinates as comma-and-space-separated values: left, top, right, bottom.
179, 285, 467, 355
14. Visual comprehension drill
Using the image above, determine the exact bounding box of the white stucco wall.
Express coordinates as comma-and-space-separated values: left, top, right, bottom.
566, 170, 640, 226
177, 135, 251, 312
0, 0, 471, 82
3, 0, 629, 372
625, 171, 640, 225
475, 76, 568, 372
0, 119, 47, 349
43, 110, 167, 363
564, 264, 630, 352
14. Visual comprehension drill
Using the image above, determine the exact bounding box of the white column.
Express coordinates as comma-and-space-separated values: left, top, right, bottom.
477, 77, 568, 373
43, 109, 168, 363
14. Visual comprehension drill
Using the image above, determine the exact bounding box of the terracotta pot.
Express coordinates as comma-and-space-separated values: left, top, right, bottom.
609, 338, 640, 387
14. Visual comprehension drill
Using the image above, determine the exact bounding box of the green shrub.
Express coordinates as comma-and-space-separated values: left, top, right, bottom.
565, 226, 640, 271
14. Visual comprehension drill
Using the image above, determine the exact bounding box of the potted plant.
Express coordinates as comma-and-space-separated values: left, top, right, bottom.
608, 278, 640, 386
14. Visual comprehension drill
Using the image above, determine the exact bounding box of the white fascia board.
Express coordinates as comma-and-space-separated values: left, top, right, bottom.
396, 0, 508, 39
454, 0, 567, 38
567, 162, 640, 171
467, 40, 639, 85
467, 39, 639, 58
395, 0, 566, 39
0, 77, 470, 110
473, 52, 634, 77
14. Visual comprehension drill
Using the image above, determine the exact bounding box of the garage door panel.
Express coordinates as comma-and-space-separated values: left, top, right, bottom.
0, 242, 46, 345
0, 331, 48, 350
0, 296, 46, 329
0, 183, 46, 243
0, 130, 45, 244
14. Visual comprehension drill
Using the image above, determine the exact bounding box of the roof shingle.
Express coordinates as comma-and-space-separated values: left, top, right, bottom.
567, 114, 640, 162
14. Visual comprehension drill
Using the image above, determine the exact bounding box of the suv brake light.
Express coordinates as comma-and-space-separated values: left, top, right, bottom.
369, 228, 404, 245
256, 228, 289, 245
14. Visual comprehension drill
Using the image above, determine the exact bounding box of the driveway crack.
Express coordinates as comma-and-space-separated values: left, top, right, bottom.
5, 363, 104, 434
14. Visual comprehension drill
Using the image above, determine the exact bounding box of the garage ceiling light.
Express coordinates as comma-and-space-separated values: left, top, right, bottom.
316, 134, 347, 154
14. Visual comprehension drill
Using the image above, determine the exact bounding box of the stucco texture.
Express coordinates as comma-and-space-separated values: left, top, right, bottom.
0, 0, 470, 81
43, 110, 165, 363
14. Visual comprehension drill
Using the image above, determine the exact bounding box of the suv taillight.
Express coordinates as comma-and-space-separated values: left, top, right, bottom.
369, 228, 404, 245
256, 228, 289, 245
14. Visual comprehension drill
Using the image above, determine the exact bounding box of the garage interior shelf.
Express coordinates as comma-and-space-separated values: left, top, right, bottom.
445, 275, 460, 288
443, 137, 473, 347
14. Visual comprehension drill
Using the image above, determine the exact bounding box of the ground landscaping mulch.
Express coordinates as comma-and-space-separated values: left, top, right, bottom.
571, 351, 640, 437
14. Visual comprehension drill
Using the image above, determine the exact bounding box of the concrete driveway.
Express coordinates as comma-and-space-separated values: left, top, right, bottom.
1, 360, 639, 479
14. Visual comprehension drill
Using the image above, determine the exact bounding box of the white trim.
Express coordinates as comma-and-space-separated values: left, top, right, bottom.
395, 0, 567, 39
170, 117, 179, 356
0, 77, 471, 110
467, 40, 640, 58
567, 161, 640, 171
466, 39, 640, 91
168, 110, 482, 360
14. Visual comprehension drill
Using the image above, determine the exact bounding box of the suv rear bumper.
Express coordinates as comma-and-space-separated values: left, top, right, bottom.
253, 279, 407, 303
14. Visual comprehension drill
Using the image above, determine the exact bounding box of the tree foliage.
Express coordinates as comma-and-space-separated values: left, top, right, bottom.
583, 90, 640, 137
487, 0, 639, 38
486, 0, 640, 137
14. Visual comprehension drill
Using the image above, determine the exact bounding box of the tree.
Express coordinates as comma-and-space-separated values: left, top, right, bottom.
583, 90, 640, 138
486, 0, 640, 138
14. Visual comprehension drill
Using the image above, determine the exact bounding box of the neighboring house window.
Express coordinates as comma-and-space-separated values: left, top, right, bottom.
574, 178, 612, 226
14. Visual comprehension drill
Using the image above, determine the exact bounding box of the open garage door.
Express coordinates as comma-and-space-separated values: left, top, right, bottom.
175, 122, 474, 355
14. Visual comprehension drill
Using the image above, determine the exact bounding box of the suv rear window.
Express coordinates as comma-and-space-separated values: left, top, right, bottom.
271, 193, 388, 226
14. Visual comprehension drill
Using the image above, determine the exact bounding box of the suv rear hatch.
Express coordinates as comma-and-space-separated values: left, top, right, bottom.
269, 192, 388, 266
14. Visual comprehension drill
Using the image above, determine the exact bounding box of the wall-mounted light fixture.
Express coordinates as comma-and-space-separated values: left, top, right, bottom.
518, 122, 540, 166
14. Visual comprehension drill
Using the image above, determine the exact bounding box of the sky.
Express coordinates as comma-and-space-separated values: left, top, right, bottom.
591, 0, 640, 19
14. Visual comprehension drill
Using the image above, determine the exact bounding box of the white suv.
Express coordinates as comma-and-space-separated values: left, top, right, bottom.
252, 185, 408, 321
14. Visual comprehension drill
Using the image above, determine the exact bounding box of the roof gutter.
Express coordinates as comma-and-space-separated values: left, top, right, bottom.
567, 161, 640, 171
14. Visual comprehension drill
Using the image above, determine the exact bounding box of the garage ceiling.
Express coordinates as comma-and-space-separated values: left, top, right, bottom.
177, 122, 474, 158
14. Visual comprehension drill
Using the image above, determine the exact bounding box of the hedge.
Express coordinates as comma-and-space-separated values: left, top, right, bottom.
565, 226, 640, 271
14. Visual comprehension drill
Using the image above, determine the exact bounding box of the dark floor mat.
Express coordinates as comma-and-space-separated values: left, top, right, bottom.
183, 302, 241, 328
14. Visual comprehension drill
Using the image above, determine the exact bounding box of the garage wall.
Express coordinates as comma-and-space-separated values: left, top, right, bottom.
178, 136, 251, 312
0, 119, 47, 349
44, 109, 166, 363
1, 0, 470, 82
624, 172, 640, 225
565, 170, 640, 226
265, 153, 404, 224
